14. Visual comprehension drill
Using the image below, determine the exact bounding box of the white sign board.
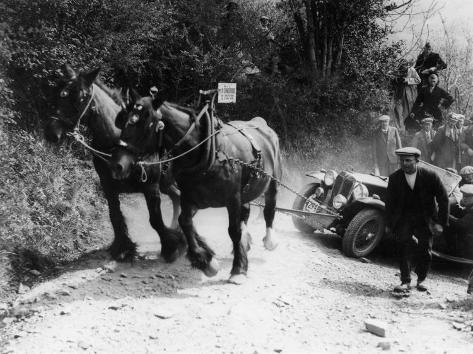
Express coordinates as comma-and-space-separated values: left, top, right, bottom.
218, 83, 237, 103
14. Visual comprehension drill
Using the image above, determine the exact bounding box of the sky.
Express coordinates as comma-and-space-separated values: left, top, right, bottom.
390, 0, 473, 54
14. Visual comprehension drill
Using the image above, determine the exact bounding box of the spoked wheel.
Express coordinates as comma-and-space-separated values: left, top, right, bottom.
292, 183, 325, 233
342, 208, 385, 257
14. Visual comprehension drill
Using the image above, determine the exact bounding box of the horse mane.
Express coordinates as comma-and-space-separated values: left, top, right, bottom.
163, 102, 197, 120
94, 79, 124, 107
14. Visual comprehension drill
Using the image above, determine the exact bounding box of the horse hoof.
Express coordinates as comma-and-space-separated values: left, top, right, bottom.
203, 258, 219, 277
263, 237, 278, 251
228, 274, 247, 285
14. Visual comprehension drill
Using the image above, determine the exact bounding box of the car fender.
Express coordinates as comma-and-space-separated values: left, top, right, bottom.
341, 197, 385, 225
305, 171, 326, 183
353, 197, 385, 211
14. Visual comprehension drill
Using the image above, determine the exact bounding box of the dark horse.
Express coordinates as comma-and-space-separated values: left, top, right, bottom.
110, 91, 281, 284
44, 65, 185, 262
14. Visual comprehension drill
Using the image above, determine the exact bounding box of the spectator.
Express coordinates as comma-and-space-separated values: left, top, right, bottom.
391, 58, 421, 132
411, 116, 435, 163
415, 42, 447, 84
410, 73, 454, 128
372, 115, 402, 176
461, 117, 473, 166
431, 113, 463, 169
386, 147, 449, 294
447, 185, 473, 272
460, 166, 473, 186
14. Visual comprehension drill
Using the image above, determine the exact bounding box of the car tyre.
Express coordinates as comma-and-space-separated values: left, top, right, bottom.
342, 208, 384, 258
292, 183, 321, 233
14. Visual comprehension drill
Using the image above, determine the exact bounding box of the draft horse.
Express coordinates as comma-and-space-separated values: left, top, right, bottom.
44, 65, 185, 262
110, 91, 281, 284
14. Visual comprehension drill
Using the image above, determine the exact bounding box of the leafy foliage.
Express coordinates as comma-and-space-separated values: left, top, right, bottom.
0, 0, 406, 297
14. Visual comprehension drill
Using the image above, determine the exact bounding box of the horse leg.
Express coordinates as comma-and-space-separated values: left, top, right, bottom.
167, 184, 181, 230
143, 185, 186, 263
228, 196, 249, 285
241, 203, 252, 252
262, 180, 278, 250
101, 181, 136, 261
178, 201, 218, 276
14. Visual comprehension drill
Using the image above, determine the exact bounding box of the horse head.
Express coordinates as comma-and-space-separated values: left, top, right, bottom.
45, 65, 101, 143
111, 92, 164, 180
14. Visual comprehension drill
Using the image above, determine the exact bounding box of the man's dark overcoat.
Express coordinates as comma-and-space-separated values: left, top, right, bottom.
411, 85, 454, 124
385, 167, 449, 232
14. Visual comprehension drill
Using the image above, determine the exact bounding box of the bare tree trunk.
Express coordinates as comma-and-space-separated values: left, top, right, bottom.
335, 33, 344, 70
290, 0, 307, 55
273, 96, 288, 145
304, 0, 317, 75
327, 34, 333, 77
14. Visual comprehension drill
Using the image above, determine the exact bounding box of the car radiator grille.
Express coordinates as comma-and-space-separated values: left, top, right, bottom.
328, 171, 357, 206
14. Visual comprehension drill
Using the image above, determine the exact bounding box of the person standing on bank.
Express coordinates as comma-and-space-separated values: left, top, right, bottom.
391, 58, 421, 132
409, 73, 454, 128
372, 115, 402, 176
386, 147, 449, 294
415, 42, 447, 85
411, 116, 435, 163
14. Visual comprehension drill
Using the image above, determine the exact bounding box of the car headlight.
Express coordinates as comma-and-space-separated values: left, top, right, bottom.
332, 194, 347, 209
324, 170, 338, 186
352, 183, 369, 200
315, 186, 324, 198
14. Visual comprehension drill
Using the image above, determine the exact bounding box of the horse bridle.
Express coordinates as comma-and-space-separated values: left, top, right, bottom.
50, 85, 95, 132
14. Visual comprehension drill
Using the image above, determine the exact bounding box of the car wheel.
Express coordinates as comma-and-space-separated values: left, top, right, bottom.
342, 208, 384, 258
292, 183, 322, 233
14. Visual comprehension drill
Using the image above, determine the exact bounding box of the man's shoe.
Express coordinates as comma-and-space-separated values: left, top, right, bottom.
416, 282, 428, 292
394, 283, 411, 293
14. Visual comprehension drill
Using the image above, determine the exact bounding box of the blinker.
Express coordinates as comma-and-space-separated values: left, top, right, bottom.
155, 121, 165, 133
129, 115, 139, 124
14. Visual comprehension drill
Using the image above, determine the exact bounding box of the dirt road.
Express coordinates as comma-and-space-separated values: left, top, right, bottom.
1, 195, 473, 353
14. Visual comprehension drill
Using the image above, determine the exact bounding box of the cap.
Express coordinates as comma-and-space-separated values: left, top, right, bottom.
421, 117, 434, 124
460, 166, 473, 176
447, 112, 460, 123
378, 115, 390, 122
150, 86, 159, 93
395, 147, 421, 157
424, 42, 432, 49
460, 184, 473, 196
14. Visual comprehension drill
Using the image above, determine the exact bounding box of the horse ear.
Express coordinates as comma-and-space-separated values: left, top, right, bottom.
130, 88, 142, 103
63, 64, 77, 79
82, 67, 101, 87
115, 109, 128, 130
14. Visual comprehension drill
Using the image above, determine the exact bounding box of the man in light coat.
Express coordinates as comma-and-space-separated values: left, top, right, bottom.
372, 115, 402, 176
411, 117, 435, 163
431, 113, 463, 169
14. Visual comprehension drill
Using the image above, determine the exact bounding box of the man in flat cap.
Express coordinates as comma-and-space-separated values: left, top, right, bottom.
431, 112, 463, 169
411, 116, 435, 163
460, 166, 473, 186
386, 147, 449, 294
372, 115, 402, 176
448, 184, 473, 293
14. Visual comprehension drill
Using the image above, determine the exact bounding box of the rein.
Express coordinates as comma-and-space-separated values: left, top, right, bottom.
67, 131, 112, 163
50, 85, 96, 132
135, 128, 222, 182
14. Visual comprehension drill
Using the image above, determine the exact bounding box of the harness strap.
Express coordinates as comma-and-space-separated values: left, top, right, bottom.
166, 102, 209, 155
226, 122, 262, 157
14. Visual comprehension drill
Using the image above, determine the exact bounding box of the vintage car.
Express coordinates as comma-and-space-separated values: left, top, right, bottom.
292, 162, 467, 262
